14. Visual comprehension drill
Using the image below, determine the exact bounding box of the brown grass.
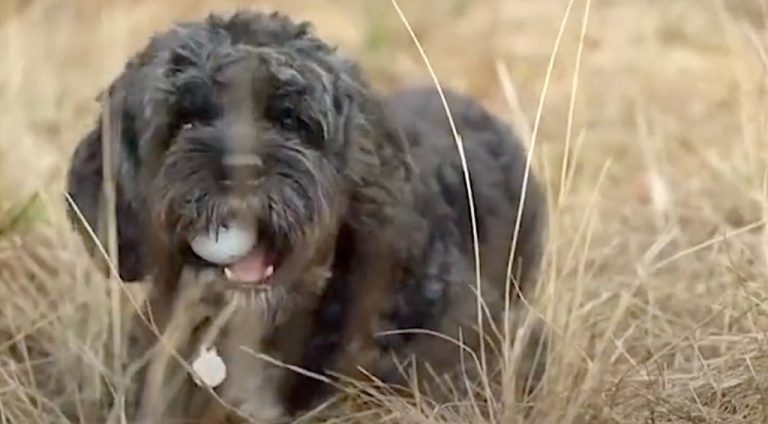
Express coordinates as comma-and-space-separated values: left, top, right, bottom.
1, 0, 768, 422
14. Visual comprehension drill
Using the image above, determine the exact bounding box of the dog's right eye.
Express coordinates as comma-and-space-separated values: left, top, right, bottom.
175, 112, 205, 134
175, 79, 219, 132
174, 121, 199, 136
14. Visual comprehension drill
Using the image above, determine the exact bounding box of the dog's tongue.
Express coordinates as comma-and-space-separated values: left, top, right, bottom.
224, 248, 273, 284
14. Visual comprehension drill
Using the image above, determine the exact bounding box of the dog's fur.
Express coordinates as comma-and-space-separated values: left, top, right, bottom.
65, 9, 547, 423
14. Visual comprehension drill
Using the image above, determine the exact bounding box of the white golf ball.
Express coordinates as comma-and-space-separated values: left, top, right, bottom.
189, 221, 256, 265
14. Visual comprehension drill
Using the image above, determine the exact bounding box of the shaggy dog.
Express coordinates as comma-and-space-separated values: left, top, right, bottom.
65, 9, 547, 423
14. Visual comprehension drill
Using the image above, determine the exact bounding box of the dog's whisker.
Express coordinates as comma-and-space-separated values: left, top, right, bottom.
261, 293, 271, 322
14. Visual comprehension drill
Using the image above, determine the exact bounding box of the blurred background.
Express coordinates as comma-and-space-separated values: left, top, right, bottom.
0, 0, 767, 422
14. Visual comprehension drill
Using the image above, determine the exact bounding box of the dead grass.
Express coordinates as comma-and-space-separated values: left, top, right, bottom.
1, 0, 767, 422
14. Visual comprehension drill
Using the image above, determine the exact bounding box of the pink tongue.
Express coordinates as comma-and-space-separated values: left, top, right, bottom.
225, 248, 271, 284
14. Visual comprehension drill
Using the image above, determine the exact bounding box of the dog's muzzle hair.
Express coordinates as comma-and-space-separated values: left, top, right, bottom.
150, 51, 343, 250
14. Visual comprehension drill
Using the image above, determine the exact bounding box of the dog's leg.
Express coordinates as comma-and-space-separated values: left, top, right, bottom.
133, 268, 216, 423
333, 231, 399, 384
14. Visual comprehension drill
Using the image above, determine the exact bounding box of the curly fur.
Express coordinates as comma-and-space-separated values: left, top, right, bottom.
65, 9, 547, 423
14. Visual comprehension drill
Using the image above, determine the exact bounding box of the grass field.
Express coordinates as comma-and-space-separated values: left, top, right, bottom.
1, 0, 767, 422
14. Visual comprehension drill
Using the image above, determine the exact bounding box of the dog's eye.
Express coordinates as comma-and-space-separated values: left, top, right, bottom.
267, 99, 321, 147
275, 106, 300, 131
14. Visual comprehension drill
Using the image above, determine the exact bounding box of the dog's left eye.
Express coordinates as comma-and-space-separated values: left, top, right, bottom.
275, 106, 301, 131
267, 100, 321, 147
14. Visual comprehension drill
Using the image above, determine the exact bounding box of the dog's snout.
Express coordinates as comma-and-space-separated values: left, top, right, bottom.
223, 152, 265, 188
223, 152, 263, 169
221, 108, 267, 185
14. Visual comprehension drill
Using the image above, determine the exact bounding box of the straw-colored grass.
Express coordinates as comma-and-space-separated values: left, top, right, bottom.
1, 0, 767, 422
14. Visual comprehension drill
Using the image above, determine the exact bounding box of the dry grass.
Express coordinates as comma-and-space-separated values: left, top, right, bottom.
1, 0, 767, 422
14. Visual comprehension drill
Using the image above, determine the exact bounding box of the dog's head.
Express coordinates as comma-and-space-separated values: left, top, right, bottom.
66, 11, 411, 297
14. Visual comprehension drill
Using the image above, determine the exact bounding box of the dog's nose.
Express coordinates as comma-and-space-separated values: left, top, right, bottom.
222, 152, 264, 188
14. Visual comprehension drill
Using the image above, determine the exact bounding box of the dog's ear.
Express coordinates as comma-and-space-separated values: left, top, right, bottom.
333, 70, 414, 228
66, 95, 148, 283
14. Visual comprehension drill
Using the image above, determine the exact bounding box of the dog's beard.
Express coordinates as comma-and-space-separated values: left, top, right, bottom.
147, 127, 343, 309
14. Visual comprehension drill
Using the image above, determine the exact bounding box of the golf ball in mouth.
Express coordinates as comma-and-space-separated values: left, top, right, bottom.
189, 221, 256, 265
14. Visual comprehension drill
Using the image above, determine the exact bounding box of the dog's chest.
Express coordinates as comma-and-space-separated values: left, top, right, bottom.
194, 294, 286, 421
225, 305, 279, 397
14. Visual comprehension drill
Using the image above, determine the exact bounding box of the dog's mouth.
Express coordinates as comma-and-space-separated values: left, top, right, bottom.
187, 220, 288, 290
221, 245, 283, 287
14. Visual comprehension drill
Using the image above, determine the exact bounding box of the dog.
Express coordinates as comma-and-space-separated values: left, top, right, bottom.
65, 9, 547, 423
